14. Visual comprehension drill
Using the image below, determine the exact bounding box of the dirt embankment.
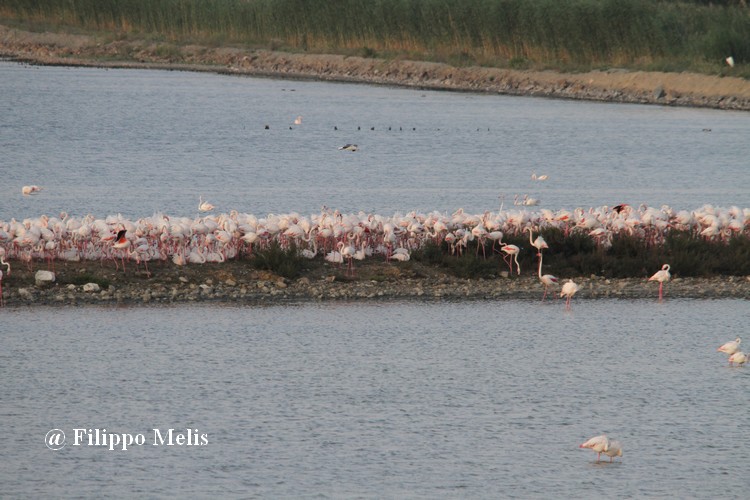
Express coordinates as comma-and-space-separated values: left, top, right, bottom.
3, 257, 750, 306
2, 24, 749, 110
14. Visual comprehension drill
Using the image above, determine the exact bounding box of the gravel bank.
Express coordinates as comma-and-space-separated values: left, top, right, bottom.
2, 24, 749, 111
2, 260, 748, 307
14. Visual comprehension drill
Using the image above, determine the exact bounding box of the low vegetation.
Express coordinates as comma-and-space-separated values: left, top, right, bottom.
2, 0, 748, 76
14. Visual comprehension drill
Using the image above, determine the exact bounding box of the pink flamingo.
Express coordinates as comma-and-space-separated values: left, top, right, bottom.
648, 264, 671, 301
112, 228, 130, 272
728, 351, 747, 367
579, 435, 611, 462
560, 279, 580, 309
537, 250, 558, 301
525, 227, 548, 258
499, 242, 520, 275
0, 250, 10, 307
717, 337, 741, 356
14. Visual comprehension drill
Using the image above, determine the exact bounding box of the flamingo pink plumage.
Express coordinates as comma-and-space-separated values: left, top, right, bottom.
648, 264, 671, 301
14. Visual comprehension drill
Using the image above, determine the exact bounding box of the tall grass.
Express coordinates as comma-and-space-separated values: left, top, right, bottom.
2, 0, 748, 73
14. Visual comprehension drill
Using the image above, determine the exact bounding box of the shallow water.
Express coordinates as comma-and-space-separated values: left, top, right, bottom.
1, 61, 749, 221
1, 299, 748, 498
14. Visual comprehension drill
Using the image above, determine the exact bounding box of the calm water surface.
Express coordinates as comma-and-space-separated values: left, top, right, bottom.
1, 61, 749, 220
1, 300, 748, 498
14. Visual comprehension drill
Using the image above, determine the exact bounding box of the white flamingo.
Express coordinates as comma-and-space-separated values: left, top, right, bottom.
579, 435, 611, 462
728, 351, 747, 367
648, 264, 671, 301
526, 227, 548, 257
198, 196, 215, 212
499, 242, 520, 275
718, 337, 741, 356
560, 279, 580, 309
602, 440, 623, 462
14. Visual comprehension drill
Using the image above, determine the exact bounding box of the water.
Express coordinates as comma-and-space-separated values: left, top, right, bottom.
1, 61, 748, 221
1, 300, 748, 498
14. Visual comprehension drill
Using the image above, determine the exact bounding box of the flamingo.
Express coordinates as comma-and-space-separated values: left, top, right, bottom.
728, 351, 747, 367
499, 242, 520, 275
112, 228, 130, 271
648, 264, 671, 301
526, 227, 548, 257
198, 196, 215, 212
560, 279, 580, 309
537, 251, 558, 300
0, 250, 10, 307
602, 440, 623, 462
338, 144, 358, 151
717, 337, 741, 355
531, 172, 548, 181
579, 435, 611, 462
293, 115, 302, 125
22, 185, 43, 195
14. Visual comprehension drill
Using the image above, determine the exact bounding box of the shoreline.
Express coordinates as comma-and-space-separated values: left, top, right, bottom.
2, 259, 749, 307
2, 24, 750, 111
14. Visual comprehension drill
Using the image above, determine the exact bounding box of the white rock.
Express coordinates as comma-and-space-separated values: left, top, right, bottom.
35, 270, 56, 288
82, 283, 101, 293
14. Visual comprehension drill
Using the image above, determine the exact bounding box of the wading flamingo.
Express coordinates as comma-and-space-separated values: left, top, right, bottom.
560, 279, 580, 309
22, 185, 42, 195
718, 337, 741, 356
648, 264, 671, 301
198, 196, 215, 212
579, 435, 611, 462
602, 440, 623, 462
728, 351, 747, 367
537, 251, 558, 301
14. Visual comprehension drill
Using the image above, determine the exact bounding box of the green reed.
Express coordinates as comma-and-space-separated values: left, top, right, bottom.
2, 0, 747, 74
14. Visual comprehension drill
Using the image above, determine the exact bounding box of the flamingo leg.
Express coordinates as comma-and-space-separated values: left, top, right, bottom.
658, 282, 663, 301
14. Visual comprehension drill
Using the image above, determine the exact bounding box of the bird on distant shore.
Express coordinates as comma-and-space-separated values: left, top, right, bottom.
293, 115, 303, 125
526, 227, 548, 257
648, 264, 671, 301
499, 242, 521, 275
338, 144, 358, 151
537, 251, 558, 300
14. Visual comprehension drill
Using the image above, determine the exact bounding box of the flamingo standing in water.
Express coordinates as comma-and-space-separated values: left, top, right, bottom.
728, 351, 748, 367
602, 440, 623, 462
198, 196, 215, 212
717, 337, 741, 356
579, 435, 612, 462
648, 264, 671, 301
560, 279, 580, 309
537, 250, 558, 300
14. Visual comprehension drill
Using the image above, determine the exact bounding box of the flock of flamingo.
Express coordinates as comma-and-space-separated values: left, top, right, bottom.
3, 192, 749, 302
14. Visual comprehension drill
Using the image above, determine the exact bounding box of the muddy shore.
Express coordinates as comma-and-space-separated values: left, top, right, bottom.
2, 258, 749, 307
2, 24, 750, 111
